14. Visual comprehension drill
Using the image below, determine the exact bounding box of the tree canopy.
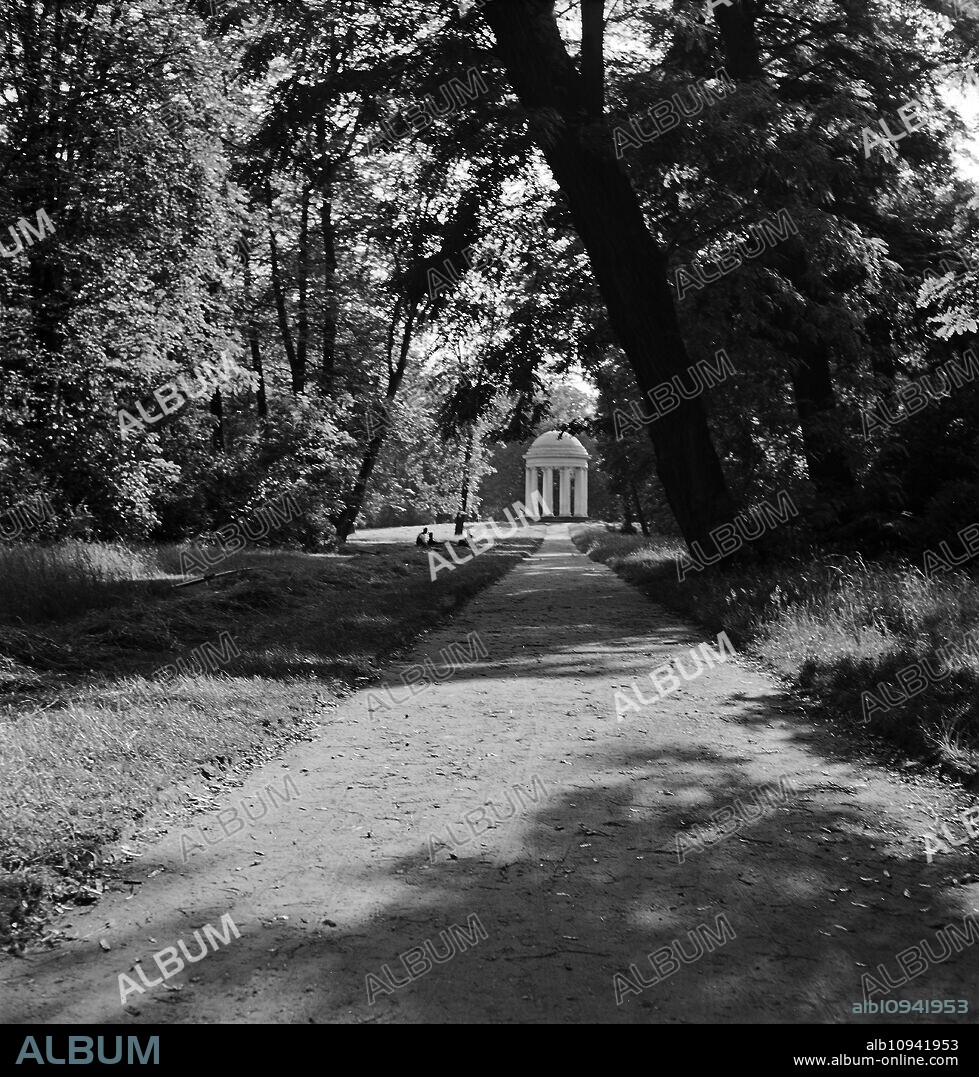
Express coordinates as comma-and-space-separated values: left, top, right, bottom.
1, 0, 977, 556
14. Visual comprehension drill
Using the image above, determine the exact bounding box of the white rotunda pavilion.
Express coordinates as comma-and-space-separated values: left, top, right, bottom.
522, 430, 590, 518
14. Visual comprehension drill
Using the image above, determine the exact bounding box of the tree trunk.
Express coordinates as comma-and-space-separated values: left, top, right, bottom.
580, 0, 605, 118
210, 388, 224, 451
321, 188, 339, 392
628, 476, 650, 536
296, 184, 311, 386
458, 423, 476, 517
790, 337, 853, 500
242, 237, 268, 424
334, 301, 419, 542
249, 323, 268, 424
710, 0, 765, 80
268, 194, 302, 394
482, 0, 734, 553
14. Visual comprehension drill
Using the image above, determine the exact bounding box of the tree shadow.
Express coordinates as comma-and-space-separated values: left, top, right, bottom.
8, 731, 978, 1025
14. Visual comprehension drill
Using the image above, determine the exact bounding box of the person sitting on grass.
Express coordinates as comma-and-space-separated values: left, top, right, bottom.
416, 527, 429, 546
427, 530, 438, 546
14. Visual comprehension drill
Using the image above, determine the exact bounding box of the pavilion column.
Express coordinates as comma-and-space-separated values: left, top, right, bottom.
542, 467, 554, 514
578, 466, 588, 516
524, 466, 534, 508
559, 467, 571, 516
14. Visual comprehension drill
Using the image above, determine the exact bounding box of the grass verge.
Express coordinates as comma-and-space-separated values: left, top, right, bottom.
0, 530, 540, 949
572, 525, 979, 788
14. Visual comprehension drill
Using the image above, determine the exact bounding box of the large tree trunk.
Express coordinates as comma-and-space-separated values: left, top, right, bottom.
482, 0, 734, 552
711, 0, 765, 80
580, 0, 605, 118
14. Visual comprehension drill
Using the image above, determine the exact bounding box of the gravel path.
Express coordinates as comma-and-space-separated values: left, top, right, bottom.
2, 524, 977, 1024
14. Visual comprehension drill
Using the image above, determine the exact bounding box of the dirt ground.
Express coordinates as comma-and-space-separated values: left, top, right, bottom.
2, 524, 978, 1024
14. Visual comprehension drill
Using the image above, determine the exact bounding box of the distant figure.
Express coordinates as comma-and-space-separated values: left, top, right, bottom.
416, 528, 429, 546
454, 512, 465, 536
427, 530, 437, 546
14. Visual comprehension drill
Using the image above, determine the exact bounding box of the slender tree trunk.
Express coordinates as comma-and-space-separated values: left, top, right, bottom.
789, 338, 853, 498
210, 388, 224, 451
249, 323, 268, 424
482, 0, 734, 553
268, 194, 302, 393
321, 190, 339, 392
296, 185, 311, 386
242, 238, 268, 424
628, 476, 649, 536
334, 301, 420, 541
458, 423, 476, 517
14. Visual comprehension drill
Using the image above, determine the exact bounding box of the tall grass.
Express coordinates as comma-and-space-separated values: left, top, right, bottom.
0, 541, 261, 625
0, 541, 175, 625
574, 527, 979, 783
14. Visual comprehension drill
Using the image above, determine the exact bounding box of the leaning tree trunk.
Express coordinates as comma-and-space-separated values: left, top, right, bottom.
482, 0, 734, 553
334, 299, 419, 542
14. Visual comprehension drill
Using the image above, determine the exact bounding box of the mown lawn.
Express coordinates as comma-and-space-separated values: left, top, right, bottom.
0, 530, 540, 948
573, 525, 979, 789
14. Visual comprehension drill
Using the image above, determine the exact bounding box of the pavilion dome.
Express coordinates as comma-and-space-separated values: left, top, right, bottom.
523, 430, 590, 462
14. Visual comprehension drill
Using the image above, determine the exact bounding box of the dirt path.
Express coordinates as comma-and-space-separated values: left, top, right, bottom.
2, 525, 978, 1024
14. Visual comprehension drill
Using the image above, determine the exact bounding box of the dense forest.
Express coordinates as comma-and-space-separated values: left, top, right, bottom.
1, 0, 978, 557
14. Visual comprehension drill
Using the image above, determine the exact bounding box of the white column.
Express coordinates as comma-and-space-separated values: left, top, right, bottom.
559, 468, 571, 516
524, 466, 534, 508
542, 467, 553, 515
579, 467, 588, 517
